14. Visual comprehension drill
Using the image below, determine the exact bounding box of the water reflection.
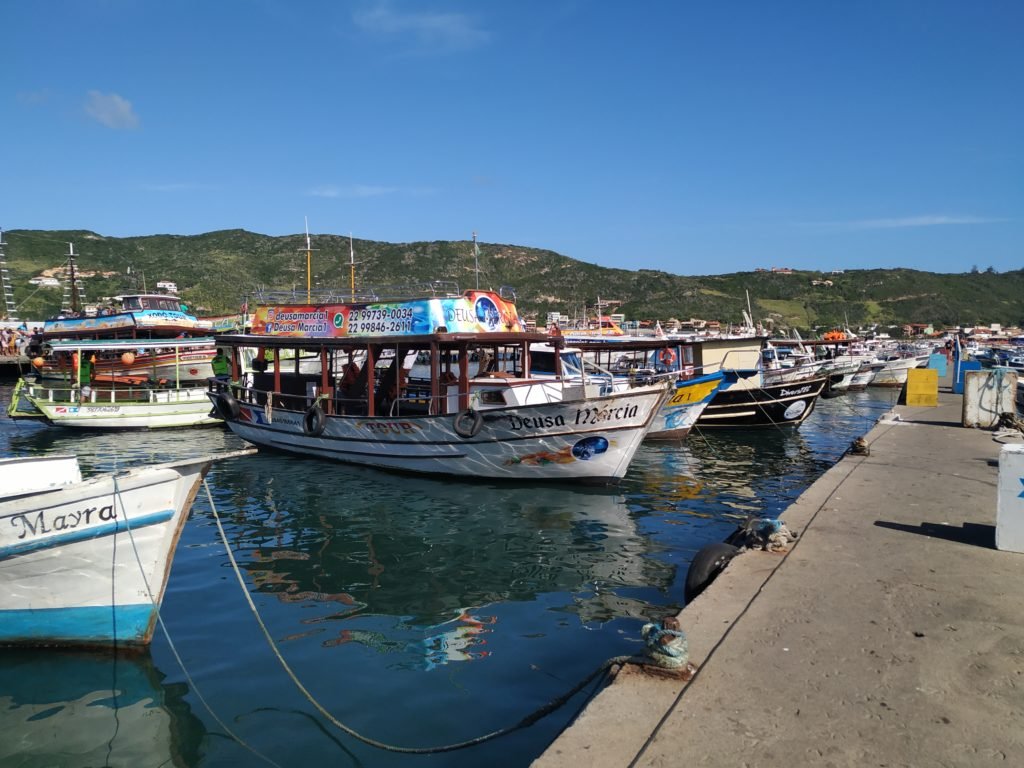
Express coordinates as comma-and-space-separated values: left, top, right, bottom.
198, 454, 675, 654
0, 649, 205, 768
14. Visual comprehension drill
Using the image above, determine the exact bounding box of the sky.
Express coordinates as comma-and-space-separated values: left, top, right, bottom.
2, 0, 1021, 275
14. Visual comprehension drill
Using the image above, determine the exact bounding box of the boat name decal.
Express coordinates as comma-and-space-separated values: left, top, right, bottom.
9, 504, 117, 540
265, 308, 331, 335
574, 404, 639, 426
779, 385, 813, 397
506, 414, 567, 430
82, 406, 121, 413
359, 421, 418, 434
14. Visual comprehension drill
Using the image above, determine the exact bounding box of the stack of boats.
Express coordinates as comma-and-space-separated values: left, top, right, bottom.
0, 282, 944, 649
8, 293, 221, 428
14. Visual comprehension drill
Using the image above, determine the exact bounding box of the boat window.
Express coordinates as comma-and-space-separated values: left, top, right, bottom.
478, 389, 506, 405
122, 297, 142, 311
530, 351, 557, 374
560, 352, 584, 376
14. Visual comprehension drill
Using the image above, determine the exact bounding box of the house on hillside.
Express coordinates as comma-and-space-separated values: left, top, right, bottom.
156, 280, 179, 294
902, 323, 933, 338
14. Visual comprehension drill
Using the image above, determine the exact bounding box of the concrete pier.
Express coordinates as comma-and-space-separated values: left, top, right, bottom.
535, 388, 1024, 767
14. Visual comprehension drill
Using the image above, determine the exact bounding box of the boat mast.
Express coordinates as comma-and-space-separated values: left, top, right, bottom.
62, 242, 85, 315
0, 229, 18, 321
472, 231, 480, 290
349, 232, 357, 301
300, 217, 317, 303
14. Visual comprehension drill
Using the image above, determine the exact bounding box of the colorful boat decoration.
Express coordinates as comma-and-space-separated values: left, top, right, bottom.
208, 287, 668, 483
0, 451, 249, 647
11, 338, 223, 429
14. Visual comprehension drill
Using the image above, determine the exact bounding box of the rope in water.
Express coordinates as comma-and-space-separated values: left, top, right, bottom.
113, 475, 283, 768
202, 479, 643, 754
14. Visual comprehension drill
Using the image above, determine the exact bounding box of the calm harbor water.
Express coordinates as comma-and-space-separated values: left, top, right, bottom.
0, 385, 898, 767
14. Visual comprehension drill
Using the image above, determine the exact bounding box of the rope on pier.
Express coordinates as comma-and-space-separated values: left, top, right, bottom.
204, 481, 665, 755
727, 515, 799, 552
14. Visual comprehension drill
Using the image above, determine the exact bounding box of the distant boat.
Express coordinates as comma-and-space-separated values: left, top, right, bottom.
0, 451, 250, 647
10, 337, 223, 429
39, 293, 214, 340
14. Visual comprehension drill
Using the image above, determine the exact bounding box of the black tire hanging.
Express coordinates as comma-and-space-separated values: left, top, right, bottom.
303, 403, 326, 437
453, 408, 483, 439
213, 391, 241, 421
684, 542, 740, 603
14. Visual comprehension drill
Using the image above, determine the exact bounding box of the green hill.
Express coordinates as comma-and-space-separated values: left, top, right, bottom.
2, 228, 1021, 333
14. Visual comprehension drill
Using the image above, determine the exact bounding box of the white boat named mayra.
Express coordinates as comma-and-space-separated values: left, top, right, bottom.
0, 451, 251, 647
208, 285, 668, 483
10, 337, 223, 429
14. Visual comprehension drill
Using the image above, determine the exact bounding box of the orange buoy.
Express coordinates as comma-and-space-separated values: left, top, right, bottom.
121, 352, 136, 365
32, 356, 45, 369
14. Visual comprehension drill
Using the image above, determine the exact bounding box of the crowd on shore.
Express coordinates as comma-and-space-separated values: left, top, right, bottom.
0, 325, 41, 357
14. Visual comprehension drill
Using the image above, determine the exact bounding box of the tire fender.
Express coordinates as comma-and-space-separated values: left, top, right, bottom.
684, 542, 740, 603
303, 403, 326, 436
214, 391, 241, 421
453, 408, 483, 439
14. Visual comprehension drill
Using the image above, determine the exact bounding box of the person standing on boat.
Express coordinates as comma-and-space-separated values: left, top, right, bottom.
75, 352, 96, 389
211, 348, 231, 381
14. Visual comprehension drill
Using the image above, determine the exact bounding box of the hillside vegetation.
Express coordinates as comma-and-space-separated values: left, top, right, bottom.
3, 229, 1022, 332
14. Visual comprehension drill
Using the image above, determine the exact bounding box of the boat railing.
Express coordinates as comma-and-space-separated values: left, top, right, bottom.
24, 380, 210, 405
212, 371, 581, 420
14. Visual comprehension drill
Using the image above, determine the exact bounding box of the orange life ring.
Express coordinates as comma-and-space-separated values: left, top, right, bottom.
659, 348, 677, 366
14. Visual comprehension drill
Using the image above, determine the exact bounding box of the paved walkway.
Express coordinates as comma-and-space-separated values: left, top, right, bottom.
535, 388, 1024, 767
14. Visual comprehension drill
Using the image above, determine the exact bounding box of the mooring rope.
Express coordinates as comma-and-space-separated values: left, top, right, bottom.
113, 475, 283, 768
202, 479, 645, 754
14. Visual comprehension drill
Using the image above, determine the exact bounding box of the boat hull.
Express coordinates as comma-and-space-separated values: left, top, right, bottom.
0, 457, 211, 647
696, 376, 827, 428
646, 373, 724, 440
218, 385, 667, 483
38, 348, 216, 384
868, 356, 927, 387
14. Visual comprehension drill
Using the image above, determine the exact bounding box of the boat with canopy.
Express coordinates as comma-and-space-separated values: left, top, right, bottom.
207, 284, 668, 483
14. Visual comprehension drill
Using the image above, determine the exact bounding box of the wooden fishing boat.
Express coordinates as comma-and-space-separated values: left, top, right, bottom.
208, 286, 668, 483
0, 451, 249, 647
11, 338, 223, 429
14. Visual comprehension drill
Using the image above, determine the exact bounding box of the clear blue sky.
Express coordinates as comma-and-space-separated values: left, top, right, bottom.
3, 1, 1021, 275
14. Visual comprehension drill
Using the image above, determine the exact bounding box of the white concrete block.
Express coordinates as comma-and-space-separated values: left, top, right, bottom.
963, 370, 1017, 429
997, 443, 1024, 553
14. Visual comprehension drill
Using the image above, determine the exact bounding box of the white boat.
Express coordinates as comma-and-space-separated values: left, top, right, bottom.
0, 451, 247, 647
847, 362, 878, 390
209, 287, 668, 483
12, 338, 223, 429
867, 354, 930, 388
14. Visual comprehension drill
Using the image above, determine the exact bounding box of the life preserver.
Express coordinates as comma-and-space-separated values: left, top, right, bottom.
659, 348, 677, 366
213, 391, 241, 421
453, 408, 483, 439
684, 542, 740, 603
303, 403, 326, 436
